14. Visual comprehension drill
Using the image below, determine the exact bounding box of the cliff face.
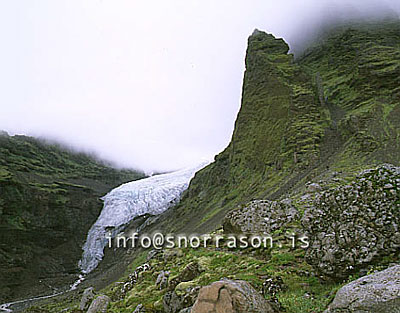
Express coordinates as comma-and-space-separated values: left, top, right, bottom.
0, 134, 144, 302
167, 19, 400, 233
17, 19, 400, 313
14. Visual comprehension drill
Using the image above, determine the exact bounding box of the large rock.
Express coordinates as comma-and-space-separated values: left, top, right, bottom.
163, 285, 200, 313
302, 164, 400, 279
87, 295, 110, 313
168, 262, 203, 290
223, 199, 299, 234
79, 287, 95, 311
325, 265, 400, 313
191, 279, 277, 313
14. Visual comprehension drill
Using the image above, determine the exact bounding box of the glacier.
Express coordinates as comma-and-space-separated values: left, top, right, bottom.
78, 162, 208, 274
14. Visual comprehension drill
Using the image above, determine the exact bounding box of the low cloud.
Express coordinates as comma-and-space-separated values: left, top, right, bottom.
0, 0, 398, 172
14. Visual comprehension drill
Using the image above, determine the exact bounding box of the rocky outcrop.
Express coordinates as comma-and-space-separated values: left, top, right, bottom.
87, 295, 110, 313
163, 285, 200, 313
0, 134, 143, 302
79, 287, 95, 311
156, 270, 170, 290
191, 279, 277, 313
325, 265, 400, 313
302, 164, 400, 279
155, 27, 325, 234
223, 199, 299, 234
168, 262, 203, 291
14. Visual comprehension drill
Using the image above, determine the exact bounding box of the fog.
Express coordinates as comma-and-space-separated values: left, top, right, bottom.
0, 0, 399, 173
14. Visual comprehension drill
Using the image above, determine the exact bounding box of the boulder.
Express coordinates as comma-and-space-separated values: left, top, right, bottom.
191, 279, 277, 313
163, 286, 200, 313
87, 295, 110, 313
168, 262, 203, 290
223, 199, 299, 234
156, 270, 170, 290
79, 287, 95, 311
325, 265, 400, 313
306, 183, 322, 193
302, 164, 400, 279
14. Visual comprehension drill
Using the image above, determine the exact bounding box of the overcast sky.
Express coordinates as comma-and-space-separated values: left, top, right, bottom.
0, 0, 399, 173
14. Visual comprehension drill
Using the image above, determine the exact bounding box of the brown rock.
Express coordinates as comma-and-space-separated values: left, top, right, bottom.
191, 279, 277, 313
215, 288, 233, 313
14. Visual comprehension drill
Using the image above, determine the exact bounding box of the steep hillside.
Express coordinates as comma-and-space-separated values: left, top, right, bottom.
21, 19, 400, 313
163, 18, 400, 234
0, 133, 144, 302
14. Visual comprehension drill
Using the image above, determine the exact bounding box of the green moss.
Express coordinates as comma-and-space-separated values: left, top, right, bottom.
0, 168, 12, 181
14, 19, 400, 313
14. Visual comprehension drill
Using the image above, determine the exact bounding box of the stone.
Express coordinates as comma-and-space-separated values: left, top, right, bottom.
191, 279, 277, 313
163, 286, 200, 313
79, 287, 95, 311
223, 199, 299, 235
87, 295, 110, 313
324, 265, 400, 313
307, 183, 322, 193
169, 262, 203, 290
302, 164, 400, 279
175, 281, 199, 296
156, 270, 170, 290
133, 303, 146, 313
262, 276, 286, 297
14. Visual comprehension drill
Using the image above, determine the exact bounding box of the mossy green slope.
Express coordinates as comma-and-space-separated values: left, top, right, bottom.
0, 133, 144, 302
21, 19, 400, 313
299, 20, 400, 166
163, 20, 400, 234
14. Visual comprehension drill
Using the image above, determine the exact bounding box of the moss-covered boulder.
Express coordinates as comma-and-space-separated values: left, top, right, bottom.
223, 199, 299, 234
302, 164, 400, 279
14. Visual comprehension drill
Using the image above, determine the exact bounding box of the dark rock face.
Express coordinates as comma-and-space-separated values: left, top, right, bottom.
223, 199, 299, 234
302, 164, 400, 279
0, 134, 143, 302
157, 20, 400, 240
157, 25, 325, 234
325, 265, 400, 313
191, 279, 277, 313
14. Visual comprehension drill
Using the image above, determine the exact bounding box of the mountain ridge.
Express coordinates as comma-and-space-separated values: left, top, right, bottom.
0, 133, 144, 302
158, 18, 400, 234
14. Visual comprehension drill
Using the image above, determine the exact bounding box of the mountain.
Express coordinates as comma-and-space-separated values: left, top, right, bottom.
161, 18, 400, 234
70, 18, 398, 313
0, 133, 144, 302
5, 17, 400, 313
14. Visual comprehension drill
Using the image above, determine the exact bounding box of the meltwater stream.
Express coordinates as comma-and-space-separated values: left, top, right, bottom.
0, 162, 208, 312
79, 162, 208, 274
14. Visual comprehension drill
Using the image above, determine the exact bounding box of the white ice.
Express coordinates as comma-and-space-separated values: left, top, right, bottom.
78, 162, 208, 274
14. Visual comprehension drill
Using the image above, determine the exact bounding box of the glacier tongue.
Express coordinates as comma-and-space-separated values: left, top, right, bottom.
79, 162, 208, 274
